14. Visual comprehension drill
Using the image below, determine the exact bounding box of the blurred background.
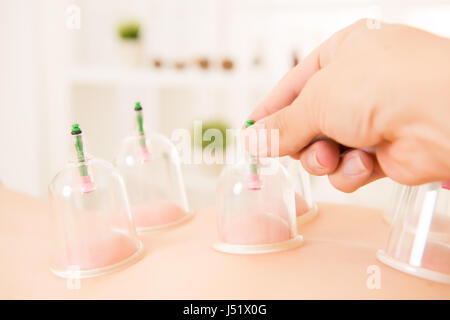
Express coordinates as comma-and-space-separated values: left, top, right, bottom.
1, 0, 450, 209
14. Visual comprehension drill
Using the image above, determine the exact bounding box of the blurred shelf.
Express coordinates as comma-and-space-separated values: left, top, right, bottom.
67, 66, 275, 89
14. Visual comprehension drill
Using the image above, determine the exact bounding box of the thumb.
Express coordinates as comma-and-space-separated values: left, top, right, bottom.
243, 71, 326, 157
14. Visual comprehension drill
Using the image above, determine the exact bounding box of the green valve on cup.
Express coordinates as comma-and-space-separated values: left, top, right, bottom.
245, 120, 262, 190
134, 102, 152, 162
71, 124, 95, 193
245, 120, 255, 128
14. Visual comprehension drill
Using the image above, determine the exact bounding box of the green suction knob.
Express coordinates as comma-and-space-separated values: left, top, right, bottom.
70, 123, 88, 176
245, 120, 255, 128
71, 123, 82, 135
134, 102, 147, 148
135, 103, 144, 134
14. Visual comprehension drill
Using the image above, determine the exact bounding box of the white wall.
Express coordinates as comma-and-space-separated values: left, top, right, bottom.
0, 0, 41, 195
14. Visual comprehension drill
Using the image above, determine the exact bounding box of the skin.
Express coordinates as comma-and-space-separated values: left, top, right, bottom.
244, 19, 450, 192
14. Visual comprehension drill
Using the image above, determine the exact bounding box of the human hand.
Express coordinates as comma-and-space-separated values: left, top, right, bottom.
244, 19, 450, 192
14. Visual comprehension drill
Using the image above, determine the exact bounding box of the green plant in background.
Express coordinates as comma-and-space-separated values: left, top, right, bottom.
117, 21, 140, 40
193, 120, 231, 151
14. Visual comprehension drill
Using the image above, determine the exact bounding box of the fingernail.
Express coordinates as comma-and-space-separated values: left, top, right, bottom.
343, 154, 367, 176
242, 120, 267, 156
306, 150, 324, 171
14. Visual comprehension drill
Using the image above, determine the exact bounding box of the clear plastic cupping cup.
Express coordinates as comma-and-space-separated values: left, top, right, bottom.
114, 102, 191, 233
213, 120, 303, 254
48, 124, 143, 279
377, 181, 450, 284
383, 181, 407, 225
282, 157, 318, 225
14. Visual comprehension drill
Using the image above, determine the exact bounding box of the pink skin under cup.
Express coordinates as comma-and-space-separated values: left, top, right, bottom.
58, 231, 138, 270
131, 200, 187, 228
442, 180, 450, 190
221, 213, 291, 245
115, 200, 187, 229
295, 193, 310, 217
